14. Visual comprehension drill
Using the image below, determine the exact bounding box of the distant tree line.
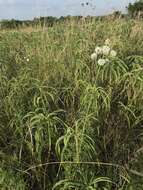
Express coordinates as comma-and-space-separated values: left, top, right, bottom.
0, 14, 125, 30
0, 1, 143, 29
0, 16, 83, 29
0, 17, 58, 29
127, 0, 143, 18
0, 16, 100, 29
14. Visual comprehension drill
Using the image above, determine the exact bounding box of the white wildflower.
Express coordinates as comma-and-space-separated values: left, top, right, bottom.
26, 58, 30, 62
102, 45, 110, 56
98, 59, 107, 66
95, 47, 102, 55
91, 52, 97, 61
110, 50, 117, 57
105, 39, 110, 46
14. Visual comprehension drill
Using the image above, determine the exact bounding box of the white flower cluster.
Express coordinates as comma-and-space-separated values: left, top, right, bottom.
91, 39, 117, 66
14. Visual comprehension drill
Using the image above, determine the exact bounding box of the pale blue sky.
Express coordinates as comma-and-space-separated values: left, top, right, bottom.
0, 0, 135, 20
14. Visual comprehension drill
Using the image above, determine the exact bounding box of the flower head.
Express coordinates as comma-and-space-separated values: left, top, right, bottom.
26, 58, 30, 62
91, 53, 97, 61
102, 45, 110, 56
98, 59, 107, 66
110, 50, 117, 57
95, 47, 102, 55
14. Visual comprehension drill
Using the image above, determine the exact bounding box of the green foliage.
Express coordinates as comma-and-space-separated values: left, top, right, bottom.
0, 167, 26, 190
127, 0, 143, 17
0, 18, 143, 189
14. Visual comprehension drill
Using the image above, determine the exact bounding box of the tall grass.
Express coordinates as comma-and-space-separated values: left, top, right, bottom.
0, 18, 143, 189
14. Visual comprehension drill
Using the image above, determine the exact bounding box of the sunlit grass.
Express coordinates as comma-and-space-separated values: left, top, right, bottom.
0, 18, 143, 189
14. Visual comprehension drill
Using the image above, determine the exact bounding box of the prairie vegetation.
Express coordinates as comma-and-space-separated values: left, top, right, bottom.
0, 18, 143, 189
